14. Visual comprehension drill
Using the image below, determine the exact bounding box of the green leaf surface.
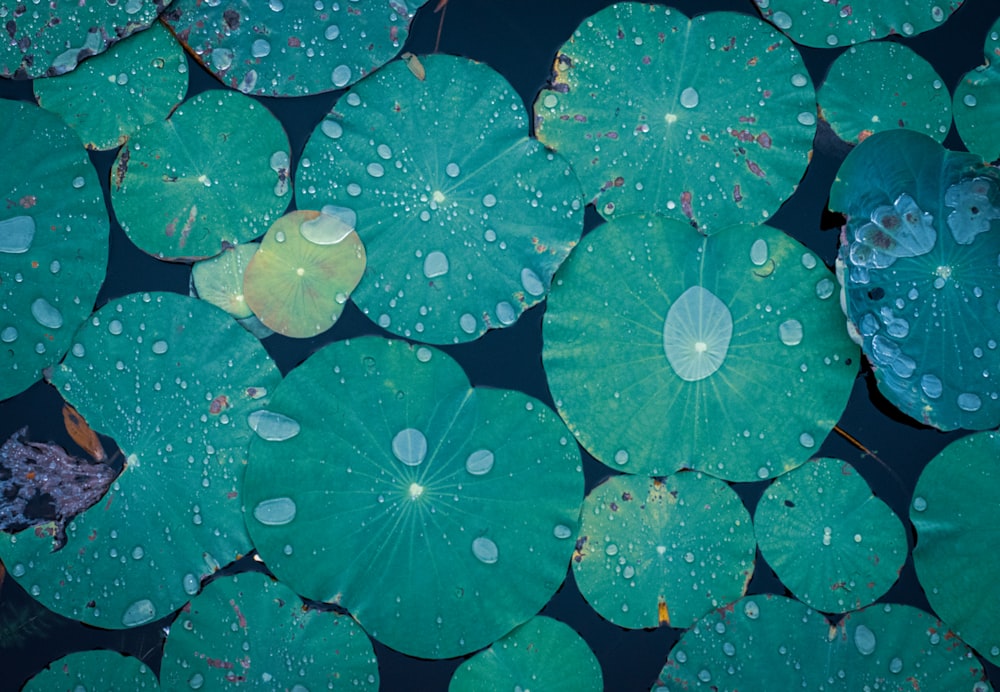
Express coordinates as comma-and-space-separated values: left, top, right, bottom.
543, 215, 858, 481
574, 473, 754, 630
832, 129, 1000, 430
243, 337, 584, 658
533, 4, 815, 230
297, 54, 584, 344
163, 0, 430, 96
755, 458, 907, 613
33, 23, 189, 151
242, 210, 366, 338
911, 431, 1000, 666
23, 650, 158, 691
753, 0, 963, 48
0, 292, 281, 628
449, 616, 602, 692
0, 99, 109, 402
160, 571, 379, 690
954, 17, 1000, 161
111, 89, 291, 261
654, 595, 992, 691
818, 42, 951, 145
191, 242, 259, 319
0, 1, 169, 78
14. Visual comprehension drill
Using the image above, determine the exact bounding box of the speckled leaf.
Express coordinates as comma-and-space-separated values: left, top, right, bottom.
954, 17, 1000, 161
244, 337, 584, 658
23, 650, 158, 691
33, 23, 189, 151
543, 215, 858, 481
533, 5, 815, 231
0, 1, 170, 79
832, 129, 1000, 431
190, 242, 259, 319
297, 54, 583, 344
574, 473, 754, 630
753, 0, 963, 49
163, 0, 430, 97
449, 616, 602, 692
111, 89, 291, 261
160, 571, 379, 690
654, 595, 991, 691
818, 42, 951, 145
0, 99, 108, 402
0, 292, 281, 628
755, 458, 907, 613
242, 210, 366, 338
912, 431, 1000, 666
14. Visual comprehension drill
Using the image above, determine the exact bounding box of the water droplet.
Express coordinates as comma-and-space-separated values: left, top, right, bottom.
416, 347, 432, 363
958, 392, 982, 412
757, 466, 769, 479
482, 193, 497, 208
367, 162, 385, 178
779, 319, 803, 346
815, 278, 835, 299
108, 319, 124, 335
49, 260, 60, 274
188, 672, 205, 689
521, 267, 545, 296
614, 449, 629, 465
889, 657, 903, 674
423, 251, 449, 278
605, 543, 619, 556
248, 410, 300, 441
920, 374, 943, 399
912, 496, 927, 512
543, 93, 558, 108
797, 111, 817, 126
253, 497, 297, 526
679, 87, 699, 108
459, 313, 477, 334
854, 624, 876, 655
826, 34, 839, 46
376, 144, 392, 159
623, 565, 635, 579
791, 73, 808, 87
321, 119, 343, 139
301, 212, 354, 245
131, 545, 145, 560
697, 670, 712, 683
211, 48, 234, 71
251, 39, 271, 58
465, 449, 495, 475
445, 162, 461, 178
183, 573, 199, 595
71, 176, 86, 189
801, 253, 817, 269
495, 301, 516, 325
964, 93, 978, 107
11, 563, 25, 577
121, 598, 157, 627
553, 524, 572, 539
743, 600, 760, 619
750, 238, 768, 266
392, 428, 427, 466
332, 64, 352, 87
152, 340, 169, 355
30, 298, 63, 329
324, 25, 340, 41
675, 650, 688, 664
0, 326, 17, 343
663, 286, 733, 382
472, 536, 498, 564
799, 432, 815, 448
772, 10, 792, 28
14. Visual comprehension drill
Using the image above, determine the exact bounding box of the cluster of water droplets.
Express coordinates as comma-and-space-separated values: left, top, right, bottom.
848, 193, 936, 283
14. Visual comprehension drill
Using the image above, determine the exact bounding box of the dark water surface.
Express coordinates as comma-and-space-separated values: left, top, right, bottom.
2, 1, 1000, 689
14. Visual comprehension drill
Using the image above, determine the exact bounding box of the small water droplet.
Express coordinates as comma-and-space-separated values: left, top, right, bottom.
367, 162, 385, 178
605, 543, 619, 556
799, 432, 815, 448
920, 374, 943, 399
964, 93, 978, 107
108, 319, 124, 335
614, 449, 629, 465
815, 278, 835, 299
416, 347, 432, 363
445, 162, 461, 178
121, 598, 157, 627
392, 428, 427, 466
251, 39, 271, 58
0, 326, 17, 343
679, 87, 699, 108
912, 496, 928, 512
183, 573, 199, 595
324, 25, 340, 40
543, 93, 558, 108
553, 524, 572, 539
188, 672, 205, 689
791, 73, 808, 87
482, 193, 497, 208
152, 340, 169, 355
958, 392, 982, 412
889, 656, 903, 674
71, 176, 86, 189
321, 119, 343, 139
854, 624, 877, 655
743, 600, 759, 619
495, 301, 516, 325
797, 111, 817, 126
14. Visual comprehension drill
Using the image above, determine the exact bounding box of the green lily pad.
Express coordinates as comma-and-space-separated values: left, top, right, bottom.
160, 571, 379, 690
533, 5, 815, 230
753, 0, 963, 48
33, 23, 189, 151
912, 431, 1000, 666
297, 53, 584, 344
163, 0, 430, 96
242, 210, 366, 338
449, 615, 602, 692
574, 472, 754, 630
755, 458, 907, 613
191, 242, 259, 320
543, 215, 858, 481
23, 650, 158, 691
832, 129, 1000, 431
243, 337, 584, 658
111, 89, 291, 261
654, 595, 992, 691
818, 42, 951, 145
1, 1, 169, 78
954, 17, 1000, 161
0, 99, 109, 402
0, 292, 281, 628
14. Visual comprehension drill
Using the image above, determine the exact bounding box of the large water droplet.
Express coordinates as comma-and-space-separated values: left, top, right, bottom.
423, 251, 449, 278
1, 326, 17, 343
482, 194, 497, 208
958, 392, 982, 412
495, 301, 516, 325
182, 573, 200, 595
521, 267, 545, 296
472, 536, 498, 564
392, 428, 427, 466
211, 48, 234, 71
367, 162, 385, 178
30, 298, 63, 329
121, 598, 157, 627
251, 39, 271, 58
332, 64, 352, 87
459, 313, 477, 334
248, 410, 300, 441
779, 319, 803, 346
815, 278, 835, 299
465, 449, 495, 475
324, 25, 340, 40
301, 212, 354, 245
553, 524, 572, 539
679, 87, 699, 108
920, 374, 943, 399
253, 497, 297, 526
0, 215, 35, 254
321, 119, 343, 139
152, 340, 169, 355
663, 286, 733, 382
750, 238, 768, 266
188, 672, 205, 690
854, 624, 877, 655
445, 162, 461, 178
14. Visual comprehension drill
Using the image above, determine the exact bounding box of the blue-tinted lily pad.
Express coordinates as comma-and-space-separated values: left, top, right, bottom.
23, 650, 158, 691
954, 16, 1000, 161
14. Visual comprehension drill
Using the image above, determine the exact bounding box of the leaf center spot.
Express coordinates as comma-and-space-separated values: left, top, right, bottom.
432, 190, 446, 203
296, 267, 305, 276
408, 482, 424, 500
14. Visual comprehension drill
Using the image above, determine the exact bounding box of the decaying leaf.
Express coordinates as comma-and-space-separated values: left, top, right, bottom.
62, 404, 106, 462
401, 52, 426, 81
0, 427, 116, 551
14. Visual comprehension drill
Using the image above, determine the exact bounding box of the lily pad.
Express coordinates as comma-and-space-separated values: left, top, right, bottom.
242, 210, 366, 338
111, 89, 291, 261
0, 99, 109, 402
911, 431, 1000, 666
297, 53, 584, 343
818, 42, 951, 145
163, 0, 430, 96
954, 16, 1000, 161
832, 128, 1000, 430
449, 615, 602, 692
573, 472, 754, 630
0, 1, 169, 79
754, 458, 907, 613
0, 292, 281, 628
753, 0, 963, 48
23, 650, 158, 691
191, 242, 259, 320
160, 571, 378, 690
533, 4, 815, 230
243, 337, 584, 658
543, 215, 858, 481
654, 595, 991, 690
33, 23, 188, 151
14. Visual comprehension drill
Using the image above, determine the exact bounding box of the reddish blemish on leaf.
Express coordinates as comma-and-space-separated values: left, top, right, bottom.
390, 25, 399, 42
205, 657, 234, 670
739, 115, 757, 124
114, 146, 130, 190
658, 597, 670, 625
642, 55, 651, 65
18, 195, 36, 208
573, 535, 588, 562
747, 56, 758, 67
209, 394, 230, 415
680, 191, 694, 219
609, 502, 619, 512
574, 114, 586, 122
733, 184, 743, 202
746, 159, 766, 178
178, 205, 198, 249
767, 42, 781, 51
230, 598, 248, 628
757, 132, 772, 148
621, 492, 632, 501
733, 129, 754, 142
699, 134, 711, 142
841, 5, 853, 16
858, 129, 874, 142
287, 36, 302, 48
